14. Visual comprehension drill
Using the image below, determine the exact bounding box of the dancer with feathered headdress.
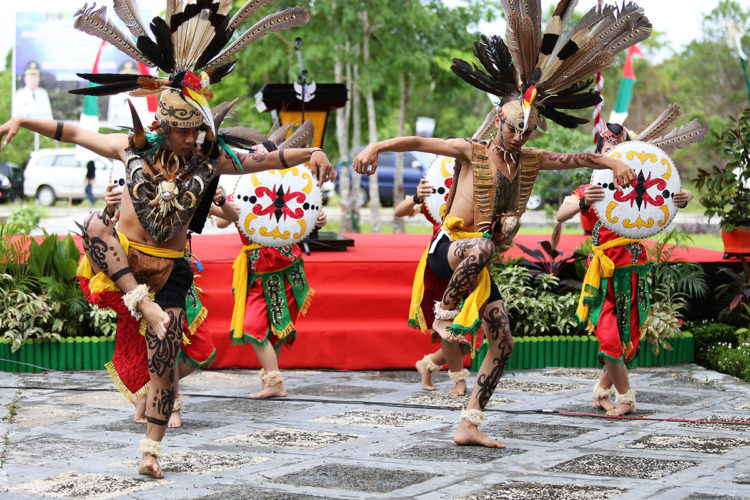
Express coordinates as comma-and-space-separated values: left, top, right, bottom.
0, 0, 334, 478
354, 0, 650, 447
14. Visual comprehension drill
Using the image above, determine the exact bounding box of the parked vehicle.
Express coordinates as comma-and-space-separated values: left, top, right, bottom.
0, 162, 23, 203
23, 148, 113, 206
335, 149, 436, 207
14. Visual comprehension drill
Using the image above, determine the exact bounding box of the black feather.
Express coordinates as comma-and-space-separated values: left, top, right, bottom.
147, 16, 175, 73
170, 0, 225, 33
194, 25, 233, 70
69, 82, 140, 96
208, 60, 236, 84
544, 89, 601, 110
75, 73, 141, 84
540, 107, 589, 128
451, 36, 519, 98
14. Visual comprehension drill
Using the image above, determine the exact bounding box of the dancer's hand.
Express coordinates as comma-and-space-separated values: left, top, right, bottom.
673, 189, 693, 208
353, 144, 379, 175
315, 211, 327, 228
0, 118, 22, 151
309, 149, 335, 185
582, 184, 605, 206
610, 160, 636, 188
415, 177, 434, 202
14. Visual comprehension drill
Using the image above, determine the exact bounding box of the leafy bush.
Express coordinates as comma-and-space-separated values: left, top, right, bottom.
0, 274, 63, 352
4, 206, 43, 235
686, 320, 739, 365
492, 263, 583, 337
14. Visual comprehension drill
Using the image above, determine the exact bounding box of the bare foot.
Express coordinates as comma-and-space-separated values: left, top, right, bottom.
132, 396, 147, 424
432, 318, 452, 340
415, 360, 437, 391
250, 383, 287, 399
449, 380, 466, 396
592, 397, 615, 411
453, 420, 505, 448
139, 299, 169, 339
168, 409, 181, 428
138, 454, 164, 479
607, 403, 636, 416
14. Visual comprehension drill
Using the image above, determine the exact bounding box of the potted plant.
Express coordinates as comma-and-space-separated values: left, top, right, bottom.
694, 108, 750, 256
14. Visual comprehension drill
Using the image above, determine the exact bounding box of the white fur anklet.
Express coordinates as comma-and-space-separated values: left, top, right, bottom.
261, 369, 284, 387
172, 394, 183, 412
448, 368, 469, 383
615, 389, 636, 405
123, 284, 150, 320
138, 438, 163, 459
434, 301, 459, 321
258, 368, 266, 382
461, 408, 485, 426
593, 385, 615, 400
420, 354, 441, 373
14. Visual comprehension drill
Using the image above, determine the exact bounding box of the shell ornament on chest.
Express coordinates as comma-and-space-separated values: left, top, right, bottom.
591, 141, 681, 239
126, 147, 216, 242
233, 166, 322, 247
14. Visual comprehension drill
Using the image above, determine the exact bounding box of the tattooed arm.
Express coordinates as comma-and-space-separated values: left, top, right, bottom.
540, 151, 636, 187
216, 145, 335, 185
353, 137, 472, 176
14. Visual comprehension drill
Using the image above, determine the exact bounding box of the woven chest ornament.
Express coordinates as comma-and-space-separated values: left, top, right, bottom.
424, 155, 455, 224
591, 141, 681, 239
234, 166, 321, 247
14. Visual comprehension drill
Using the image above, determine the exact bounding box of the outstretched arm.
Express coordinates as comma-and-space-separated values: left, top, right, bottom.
540, 151, 636, 188
353, 137, 471, 175
556, 185, 605, 223
394, 177, 433, 217
216, 145, 335, 185
0, 117, 128, 160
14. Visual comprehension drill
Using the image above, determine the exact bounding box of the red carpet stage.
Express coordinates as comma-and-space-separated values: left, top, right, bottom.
187, 232, 730, 370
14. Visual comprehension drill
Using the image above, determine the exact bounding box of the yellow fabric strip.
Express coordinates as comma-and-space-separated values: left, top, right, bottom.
76, 232, 183, 294
408, 217, 490, 335
575, 236, 640, 326
230, 243, 263, 340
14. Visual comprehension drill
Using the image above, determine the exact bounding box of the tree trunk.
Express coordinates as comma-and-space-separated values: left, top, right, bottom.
362, 11, 381, 233
350, 58, 362, 232
393, 71, 410, 233
334, 48, 354, 232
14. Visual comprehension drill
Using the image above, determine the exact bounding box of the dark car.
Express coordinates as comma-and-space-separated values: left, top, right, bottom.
335, 149, 436, 206
0, 162, 23, 203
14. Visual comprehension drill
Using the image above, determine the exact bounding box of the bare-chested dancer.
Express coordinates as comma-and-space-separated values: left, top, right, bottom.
0, 1, 330, 477
353, 1, 650, 448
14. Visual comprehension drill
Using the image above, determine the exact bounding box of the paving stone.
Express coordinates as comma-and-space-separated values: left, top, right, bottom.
550, 454, 699, 479
197, 485, 335, 500
274, 463, 437, 493
657, 374, 725, 392
217, 427, 359, 450
5, 472, 164, 499
360, 370, 448, 384
123, 449, 269, 474
374, 438, 523, 463
623, 434, 750, 454
683, 495, 746, 500
733, 471, 750, 484
735, 399, 750, 411
538, 368, 602, 381
13, 404, 92, 427
99, 417, 229, 435
52, 390, 130, 408
456, 481, 626, 499
5, 435, 128, 465
292, 383, 393, 398
484, 420, 592, 442
556, 403, 657, 416
314, 408, 439, 428
634, 391, 703, 406
399, 392, 517, 409
179, 370, 257, 390
680, 415, 750, 433
495, 379, 581, 393
189, 398, 302, 418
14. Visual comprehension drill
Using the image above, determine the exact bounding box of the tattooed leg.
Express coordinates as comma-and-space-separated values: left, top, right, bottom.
454, 299, 513, 448
139, 307, 183, 479
78, 210, 169, 337
433, 237, 494, 339
441, 341, 467, 396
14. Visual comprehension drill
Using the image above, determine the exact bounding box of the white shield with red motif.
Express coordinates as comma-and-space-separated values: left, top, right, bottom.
423, 155, 455, 224
233, 166, 322, 247
591, 141, 681, 239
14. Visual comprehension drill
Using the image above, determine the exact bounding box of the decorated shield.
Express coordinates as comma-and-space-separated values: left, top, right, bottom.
233, 166, 322, 247
591, 141, 681, 239
423, 155, 455, 224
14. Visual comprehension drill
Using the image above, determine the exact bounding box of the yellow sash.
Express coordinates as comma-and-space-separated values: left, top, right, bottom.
409, 217, 491, 338
76, 232, 183, 293
230, 243, 263, 340
575, 236, 639, 326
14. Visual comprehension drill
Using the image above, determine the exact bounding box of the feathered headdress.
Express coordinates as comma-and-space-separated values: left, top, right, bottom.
623, 103, 709, 153
451, 1, 651, 133
70, 0, 310, 138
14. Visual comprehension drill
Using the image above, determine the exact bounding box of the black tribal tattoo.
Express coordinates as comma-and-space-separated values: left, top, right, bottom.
473, 302, 513, 409
543, 151, 603, 168
441, 239, 494, 310
146, 309, 183, 378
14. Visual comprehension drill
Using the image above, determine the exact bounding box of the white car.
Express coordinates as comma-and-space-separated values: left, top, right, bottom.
23, 148, 113, 206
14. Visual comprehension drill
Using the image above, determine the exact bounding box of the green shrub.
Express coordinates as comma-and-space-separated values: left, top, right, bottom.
687, 321, 739, 366
0, 274, 63, 352
4, 206, 43, 235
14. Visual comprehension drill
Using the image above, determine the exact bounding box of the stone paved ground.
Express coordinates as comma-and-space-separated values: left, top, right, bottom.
1, 364, 749, 499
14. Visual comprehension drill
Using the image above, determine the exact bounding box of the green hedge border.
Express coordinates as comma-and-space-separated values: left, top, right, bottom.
470, 333, 694, 371
0, 337, 115, 372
